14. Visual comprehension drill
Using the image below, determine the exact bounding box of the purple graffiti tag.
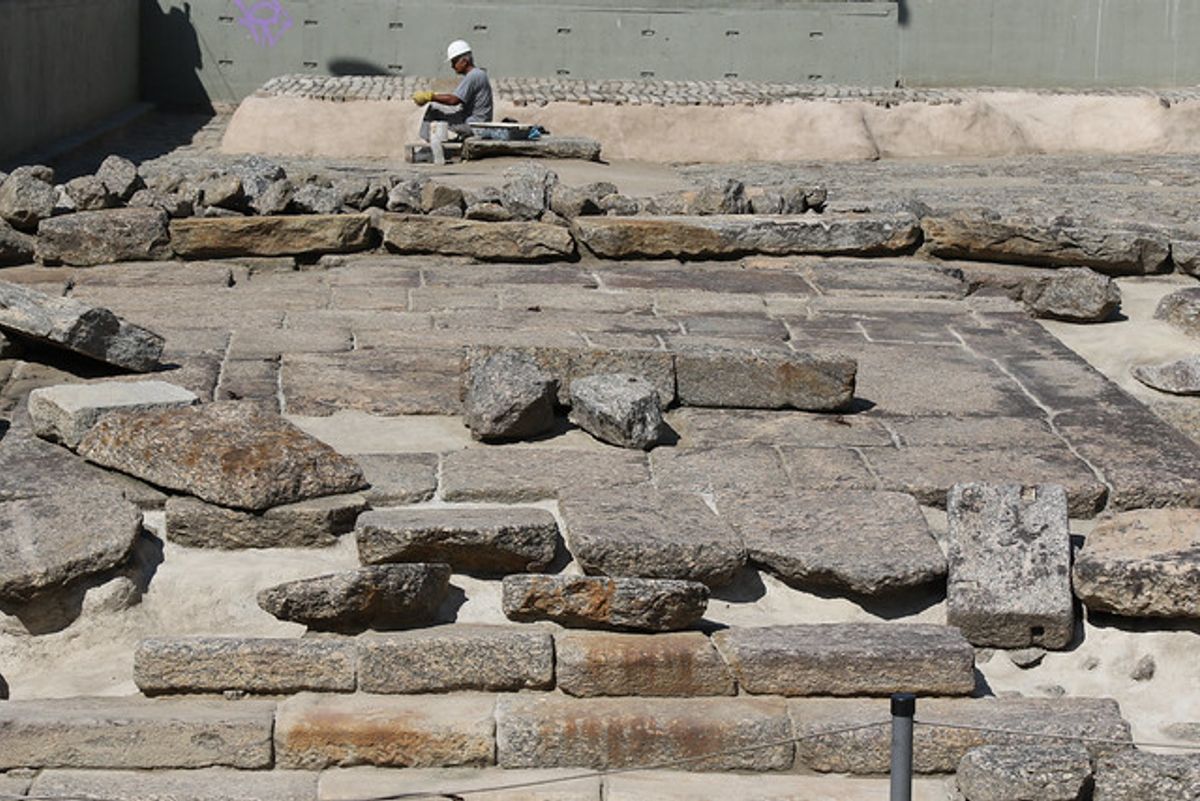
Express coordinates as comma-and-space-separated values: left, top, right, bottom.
234, 0, 294, 48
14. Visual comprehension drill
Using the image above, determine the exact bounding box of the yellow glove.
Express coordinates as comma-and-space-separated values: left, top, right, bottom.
411, 90, 434, 106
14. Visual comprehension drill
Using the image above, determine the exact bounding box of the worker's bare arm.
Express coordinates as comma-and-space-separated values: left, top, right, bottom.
431, 93, 463, 106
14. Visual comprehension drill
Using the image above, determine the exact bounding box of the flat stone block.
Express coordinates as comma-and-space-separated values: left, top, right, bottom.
1093, 751, 1200, 801
712, 624, 975, 697
717, 489, 946, 596
947, 483, 1074, 648
956, 744, 1093, 801
356, 507, 559, 574
28, 380, 198, 448
358, 625, 554, 693
605, 771, 952, 801
863, 445, 1106, 518
275, 693, 495, 769
166, 493, 367, 549
228, 326, 353, 360
789, 696, 1130, 774
440, 448, 650, 502
134, 637, 357, 695
559, 487, 746, 588
649, 445, 792, 494
36, 208, 172, 266
1073, 508, 1200, 619
464, 345, 675, 407
319, 767, 600, 801
353, 453, 438, 505
463, 136, 602, 161
376, 214, 576, 261
0, 774, 30, 798
282, 349, 462, 416
668, 407, 893, 449
555, 631, 735, 697
258, 564, 450, 632
496, 695, 793, 771
32, 769, 318, 801
0, 697, 275, 769
574, 214, 921, 260
169, 215, 372, 258
674, 349, 856, 412
502, 574, 708, 632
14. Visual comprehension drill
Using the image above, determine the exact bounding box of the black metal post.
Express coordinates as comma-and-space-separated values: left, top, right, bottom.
890, 693, 915, 801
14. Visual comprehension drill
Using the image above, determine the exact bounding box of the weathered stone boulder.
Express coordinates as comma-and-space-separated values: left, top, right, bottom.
63, 175, 117, 211
0, 219, 36, 265
956, 744, 1093, 801
502, 574, 708, 632
559, 487, 746, 587
717, 489, 947, 596
600, 193, 640, 216
1073, 508, 1200, 619
127, 188, 193, 219
356, 507, 559, 574
169, 215, 372, 258
463, 136, 602, 161
574, 213, 921, 259
550, 182, 618, 218
1154, 287, 1200, 338
1132, 356, 1200, 395
0, 169, 57, 231
250, 179, 295, 216
291, 183, 341, 215
923, 212, 1171, 275
95, 155, 143, 201
465, 344, 675, 407
1093, 750, 1200, 801
674, 348, 857, 411
462, 349, 557, 441
645, 180, 751, 216
376, 214, 576, 260
333, 176, 385, 210
386, 177, 425, 213
0, 280, 164, 371
76, 402, 367, 511
227, 155, 286, 206
165, 493, 367, 549
257, 563, 450, 631
568, 373, 663, 449
420, 181, 464, 213
134, 637, 357, 695
713, 623, 976, 697
198, 174, 246, 211
10, 164, 54, 183
1021, 267, 1121, 322
464, 201, 513, 222
0, 430, 142, 602
36, 208, 172, 266
946, 483, 1074, 648
500, 162, 558, 220
28, 380, 199, 448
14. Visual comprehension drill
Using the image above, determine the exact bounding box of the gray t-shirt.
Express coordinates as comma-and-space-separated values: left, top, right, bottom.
454, 67, 494, 123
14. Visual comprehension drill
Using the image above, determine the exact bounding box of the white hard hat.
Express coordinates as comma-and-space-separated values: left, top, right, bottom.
447, 40, 472, 61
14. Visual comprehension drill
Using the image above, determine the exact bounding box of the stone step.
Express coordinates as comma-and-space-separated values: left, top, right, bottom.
31, 769, 317, 801
711, 624, 976, 697
375, 214, 576, 261
320, 767, 601, 801
789, 696, 1131, 774
0, 697, 275, 770
168, 215, 372, 259
134, 637, 358, 696
496, 695, 794, 771
555, 631, 735, 698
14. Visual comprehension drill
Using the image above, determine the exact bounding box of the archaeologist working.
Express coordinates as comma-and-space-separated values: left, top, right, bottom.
411, 40, 494, 145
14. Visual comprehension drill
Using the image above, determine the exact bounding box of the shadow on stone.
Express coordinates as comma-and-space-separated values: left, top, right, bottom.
130, 528, 165, 596
972, 667, 994, 697
1086, 608, 1200, 636
431, 583, 468, 626
328, 58, 392, 76
709, 565, 767, 604
802, 581, 946, 621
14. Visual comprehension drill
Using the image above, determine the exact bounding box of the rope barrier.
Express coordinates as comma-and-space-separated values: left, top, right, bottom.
913, 719, 1200, 752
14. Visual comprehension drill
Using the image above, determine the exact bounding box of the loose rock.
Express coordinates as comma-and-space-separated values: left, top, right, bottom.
199, 174, 246, 211
1132, 355, 1200, 395
95, 155, 143, 201
0, 169, 57, 231
462, 349, 557, 441
502, 574, 709, 632
257, 563, 450, 631
501, 162, 558, 220
1020, 267, 1121, 322
36, 208, 172, 266
956, 744, 1093, 801
549, 182, 617, 218
420, 181, 464, 213
464, 201, 513, 222
291, 183, 341, 215
28, 380, 198, 448
0, 219, 36, 265
63, 175, 117, 211
127, 188, 193, 219
1155, 287, 1200, 338
1092, 751, 1200, 801
568, 373, 663, 449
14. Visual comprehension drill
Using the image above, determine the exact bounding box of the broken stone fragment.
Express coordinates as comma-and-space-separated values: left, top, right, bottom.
165, 493, 367, 549
1072, 508, 1200, 619
645, 180, 751, 216
250, 179, 295, 216
355, 507, 559, 574
198, 174, 246, 211
1092, 751, 1200, 801
28, 380, 198, 448
500, 161, 558, 220
464, 201, 513, 222
1154, 286, 1200, 338
462, 349, 557, 441
1020, 267, 1121, 322
956, 744, 1093, 801
0, 219, 36, 266
549, 182, 617, 218
568, 373, 663, 449
290, 183, 341, 215
501, 574, 708, 632
95, 154, 144, 201
227, 155, 286, 205
63, 175, 117, 212
127, 188, 193, 219
76, 402, 367, 511
0, 280, 164, 371
386, 177, 425, 212
0, 169, 57, 231
1132, 355, 1200, 395
420, 181, 464, 213
36, 208, 173, 266
257, 563, 450, 631
599, 193, 640, 216
946, 483, 1074, 648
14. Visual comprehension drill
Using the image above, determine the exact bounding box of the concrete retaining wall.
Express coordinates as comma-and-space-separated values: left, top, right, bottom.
0, 0, 140, 163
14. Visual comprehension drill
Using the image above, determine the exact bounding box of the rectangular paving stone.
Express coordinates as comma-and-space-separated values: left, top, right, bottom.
500, 285, 654, 314
0, 697, 275, 769
463, 344, 676, 406
319, 767, 601, 801
135, 637, 357, 696
0, 773, 30, 798
668, 408, 894, 449
862, 445, 1107, 518
802, 259, 967, 299
358, 625, 554, 693
882, 415, 1063, 449
946, 483, 1075, 649
165, 493, 367, 549
27, 379, 199, 448
169, 215, 372, 258
441, 448, 651, 502
789, 697, 1131, 774
228, 327, 353, 360
606, 771, 952, 801
217, 358, 280, 410
776, 447, 880, 490
650, 444, 792, 494
555, 631, 735, 697
675, 313, 790, 341
282, 349, 462, 416
275, 693, 495, 769
711, 624, 974, 697
32, 769, 318, 801
673, 349, 856, 412
422, 262, 596, 287
595, 261, 813, 295
353, 453, 438, 505
558, 487, 746, 587
496, 695, 793, 771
